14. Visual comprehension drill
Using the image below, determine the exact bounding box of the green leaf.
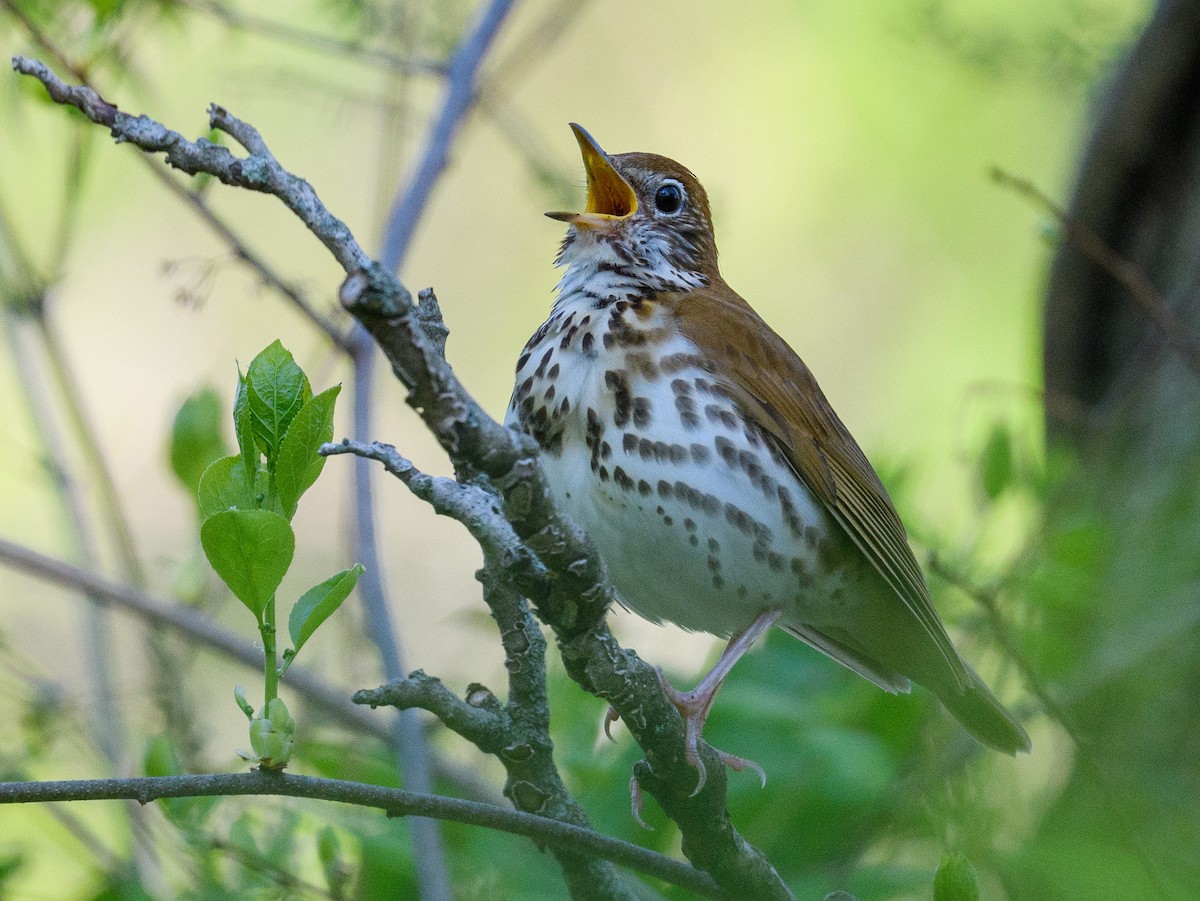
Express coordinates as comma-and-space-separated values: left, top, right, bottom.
200, 509, 295, 619
169, 387, 228, 496
143, 734, 182, 778
245, 341, 311, 461
317, 826, 348, 894
934, 852, 980, 901
197, 455, 256, 517
979, 423, 1014, 500
234, 369, 259, 494
288, 564, 364, 655
276, 385, 341, 518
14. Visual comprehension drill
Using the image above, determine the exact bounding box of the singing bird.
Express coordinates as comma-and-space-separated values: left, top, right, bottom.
506, 124, 1030, 788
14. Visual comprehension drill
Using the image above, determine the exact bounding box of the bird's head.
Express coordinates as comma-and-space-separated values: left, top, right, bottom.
547, 123, 719, 291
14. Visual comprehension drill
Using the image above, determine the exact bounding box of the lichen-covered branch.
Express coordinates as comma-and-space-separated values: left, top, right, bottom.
11, 55, 793, 899
358, 561, 642, 901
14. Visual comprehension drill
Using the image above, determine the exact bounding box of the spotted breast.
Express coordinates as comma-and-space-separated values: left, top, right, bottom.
505, 124, 1030, 780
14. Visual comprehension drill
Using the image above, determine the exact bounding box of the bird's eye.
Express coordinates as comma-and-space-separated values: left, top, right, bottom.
654, 182, 684, 215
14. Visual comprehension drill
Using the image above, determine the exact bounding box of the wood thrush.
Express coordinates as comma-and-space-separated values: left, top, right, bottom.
507, 124, 1030, 789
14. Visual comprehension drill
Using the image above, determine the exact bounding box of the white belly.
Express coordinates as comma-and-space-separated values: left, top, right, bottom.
507, 297, 852, 638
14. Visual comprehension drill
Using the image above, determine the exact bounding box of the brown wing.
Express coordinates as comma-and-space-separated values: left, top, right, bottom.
666, 282, 969, 691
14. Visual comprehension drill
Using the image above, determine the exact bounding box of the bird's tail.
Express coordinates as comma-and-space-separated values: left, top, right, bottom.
937, 665, 1031, 755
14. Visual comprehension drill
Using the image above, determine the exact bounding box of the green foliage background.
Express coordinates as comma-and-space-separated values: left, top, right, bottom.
5, 1, 1195, 899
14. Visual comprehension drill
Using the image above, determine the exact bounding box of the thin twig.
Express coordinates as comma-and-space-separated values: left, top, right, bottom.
321, 440, 548, 586
992, 167, 1200, 378
377, 0, 515, 273
4, 7, 353, 350
184, 0, 448, 77
0, 772, 725, 899
1, 317, 126, 773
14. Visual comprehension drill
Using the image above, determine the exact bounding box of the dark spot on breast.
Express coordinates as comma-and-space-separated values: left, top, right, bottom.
581, 332, 595, 354
604, 370, 632, 427
600, 440, 612, 460
777, 486, 805, 537
544, 384, 556, 401
535, 348, 553, 377
714, 436, 736, 466
683, 517, 696, 532
660, 352, 706, 374
623, 433, 639, 453
724, 503, 753, 536
613, 466, 634, 491
703, 405, 738, 429
517, 351, 530, 370
637, 479, 652, 496
632, 397, 651, 428
657, 480, 672, 498
675, 393, 699, 429
690, 444, 710, 464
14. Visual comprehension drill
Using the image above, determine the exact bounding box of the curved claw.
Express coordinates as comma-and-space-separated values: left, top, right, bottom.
688, 757, 709, 798
655, 665, 769, 794
720, 751, 767, 789
629, 774, 653, 831
602, 706, 620, 742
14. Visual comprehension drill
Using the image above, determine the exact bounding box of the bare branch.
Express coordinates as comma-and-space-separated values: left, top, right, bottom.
378, 0, 515, 273
12, 56, 793, 898
0, 772, 725, 899
184, 0, 448, 77
992, 167, 1200, 379
320, 439, 548, 588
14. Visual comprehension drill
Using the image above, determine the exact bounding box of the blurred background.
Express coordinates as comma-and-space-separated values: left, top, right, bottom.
6, 0, 1199, 898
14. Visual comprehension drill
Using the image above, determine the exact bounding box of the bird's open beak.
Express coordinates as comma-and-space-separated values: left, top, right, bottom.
546, 123, 638, 228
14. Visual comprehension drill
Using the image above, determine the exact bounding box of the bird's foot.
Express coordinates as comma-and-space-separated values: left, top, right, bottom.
655, 667, 765, 797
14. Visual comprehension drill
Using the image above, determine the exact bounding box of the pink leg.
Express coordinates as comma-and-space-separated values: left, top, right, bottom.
658, 609, 782, 796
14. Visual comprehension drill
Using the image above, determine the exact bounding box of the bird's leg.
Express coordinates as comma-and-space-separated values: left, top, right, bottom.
657, 609, 782, 795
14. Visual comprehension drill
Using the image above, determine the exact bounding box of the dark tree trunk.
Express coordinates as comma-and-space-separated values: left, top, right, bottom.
1032, 2, 1200, 898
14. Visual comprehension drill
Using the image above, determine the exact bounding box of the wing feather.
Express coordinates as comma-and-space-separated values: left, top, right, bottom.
667, 283, 969, 691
